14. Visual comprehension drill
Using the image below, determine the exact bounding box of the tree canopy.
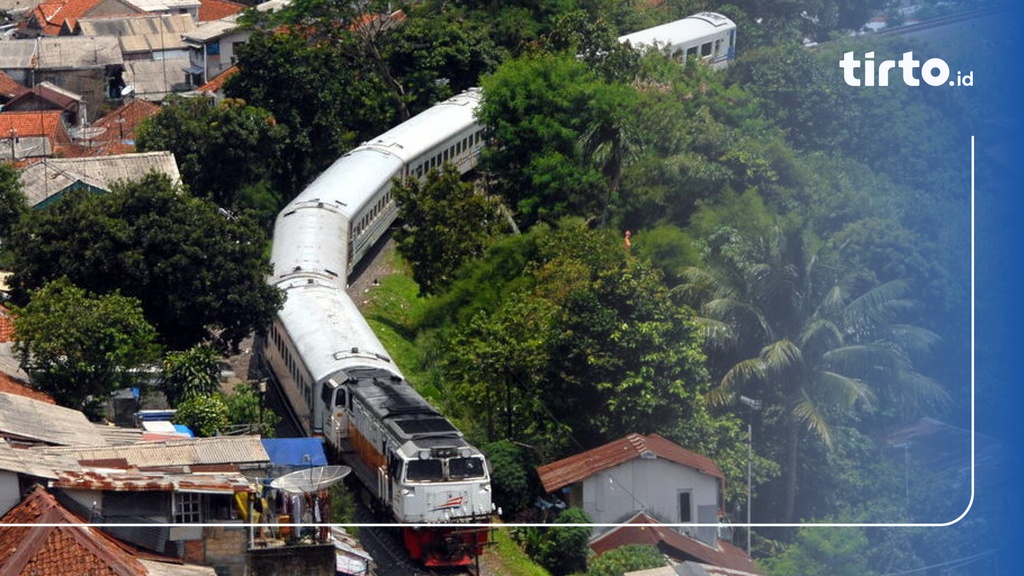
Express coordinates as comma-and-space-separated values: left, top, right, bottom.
7, 173, 283, 352
12, 277, 161, 410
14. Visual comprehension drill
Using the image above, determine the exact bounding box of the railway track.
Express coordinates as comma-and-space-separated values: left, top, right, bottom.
351, 486, 483, 576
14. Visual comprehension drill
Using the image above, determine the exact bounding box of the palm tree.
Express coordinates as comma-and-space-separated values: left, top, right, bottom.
677, 226, 947, 523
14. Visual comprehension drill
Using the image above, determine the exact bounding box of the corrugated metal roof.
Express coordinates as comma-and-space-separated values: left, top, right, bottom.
41, 435, 270, 468
0, 439, 81, 478
35, 36, 123, 69
124, 56, 192, 99
0, 40, 36, 69
536, 433, 724, 494
78, 13, 196, 47
0, 391, 109, 447
183, 15, 240, 42
18, 150, 181, 207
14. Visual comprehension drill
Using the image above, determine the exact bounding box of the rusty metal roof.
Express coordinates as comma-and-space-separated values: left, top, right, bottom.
536, 433, 724, 494
52, 469, 254, 493
40, 435, 270, 469
591, 512, 759, 575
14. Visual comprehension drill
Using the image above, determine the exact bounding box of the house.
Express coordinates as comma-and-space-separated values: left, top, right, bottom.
0, 484, 218, 575
197, 0, 244, 22
122, 0, 201, 20
1, 81, 84, 126
1, 35, 126, 107
537, 433, 726, 542
591, 512, 759, 575
0, 110, 73, 161
85, 97, 161, 155
182, 0, 287, 87
20, 0, 143, 36
17, 150, 181, 207
78, 13, 197, 62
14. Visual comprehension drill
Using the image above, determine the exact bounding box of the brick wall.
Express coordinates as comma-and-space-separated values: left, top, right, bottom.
247, 543, 335, 576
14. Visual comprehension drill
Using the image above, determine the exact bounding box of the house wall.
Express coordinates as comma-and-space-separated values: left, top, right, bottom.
0, 471, 20, 517
581, 456, 719, 540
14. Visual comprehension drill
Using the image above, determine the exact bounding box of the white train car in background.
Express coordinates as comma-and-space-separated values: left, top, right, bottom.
618, 11, 737, 69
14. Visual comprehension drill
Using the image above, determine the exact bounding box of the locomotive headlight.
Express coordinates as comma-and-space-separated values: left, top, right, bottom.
402, 487, 414, 497
479, 483, 490, 492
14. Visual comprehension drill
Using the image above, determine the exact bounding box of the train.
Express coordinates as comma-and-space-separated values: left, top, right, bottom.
259, 12, 736, 568
618, 11, 736, 70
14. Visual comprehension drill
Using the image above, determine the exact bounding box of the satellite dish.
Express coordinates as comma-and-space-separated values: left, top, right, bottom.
121, 85, 135, 97
270, 465, 351, 494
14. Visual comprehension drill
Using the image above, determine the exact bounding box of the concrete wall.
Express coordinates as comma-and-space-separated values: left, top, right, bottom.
202, 526, 249, 576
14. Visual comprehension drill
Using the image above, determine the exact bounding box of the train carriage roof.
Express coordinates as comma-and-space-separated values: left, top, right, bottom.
356, 88, 482, 164
276, 280, 399, 383
617, 11, 735, 48
293, 147, 404, 221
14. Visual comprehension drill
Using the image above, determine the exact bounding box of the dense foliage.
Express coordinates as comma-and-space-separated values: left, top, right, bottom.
12, 278, 161, 410
7, 174, 283, 352
0, 1, 990, 573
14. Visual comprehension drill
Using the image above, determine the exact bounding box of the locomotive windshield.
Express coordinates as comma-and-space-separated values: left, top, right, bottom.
406, 459, 444, 481
449, 457, 486, 479
404, 456, 487, 482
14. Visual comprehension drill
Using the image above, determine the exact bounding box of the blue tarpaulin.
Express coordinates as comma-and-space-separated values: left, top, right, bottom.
261, 438, 328, 467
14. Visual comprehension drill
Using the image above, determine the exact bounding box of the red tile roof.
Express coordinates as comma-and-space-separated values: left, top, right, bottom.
196, 65, 237, 94
0, 72, 28, 103
0, 485, 149, 575
0, 110, 67, 139
29, 0, 111, 36
536, 433, 725, 493
87, 98, 161, 156
590, 512, 759, 575
198, 0, 245, 21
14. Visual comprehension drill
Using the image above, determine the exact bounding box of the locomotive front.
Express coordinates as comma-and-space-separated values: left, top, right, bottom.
391, 438, 493, 565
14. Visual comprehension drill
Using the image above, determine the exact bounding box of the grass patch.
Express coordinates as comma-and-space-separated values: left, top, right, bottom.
358, 251, 442, 400
485, 527, 552, 576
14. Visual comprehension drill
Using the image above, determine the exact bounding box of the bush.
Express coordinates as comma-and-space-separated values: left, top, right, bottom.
535, 507, 592, 576
586, 544, 666, 576
172, 394, 229, 437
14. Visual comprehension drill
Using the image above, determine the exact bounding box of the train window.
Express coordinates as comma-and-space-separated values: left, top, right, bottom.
449, 457, 486, 480
406, 459, 444, 482
687, 46, 697, 59
701, 42, 712, 57
715, 39, 721, 55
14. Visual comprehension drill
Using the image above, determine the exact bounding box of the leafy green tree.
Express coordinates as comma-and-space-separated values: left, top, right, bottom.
761, 526, 873, 576
678, 225, 947, 522
7, 174, 283, 352
173, 394, 229, 438
12, 278, 161, 410
437, 222, 713, 458
535, 507, 592, 576
392, 164, 508, 295
225, 28, 392, 200
481, 439, 537, 518
136, 96, 288, 223
0, 163, 27, 244
586, 544, 666, 576
478, 52, 636, 226
224, 382, 280, 437
159, 344, 221, 407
